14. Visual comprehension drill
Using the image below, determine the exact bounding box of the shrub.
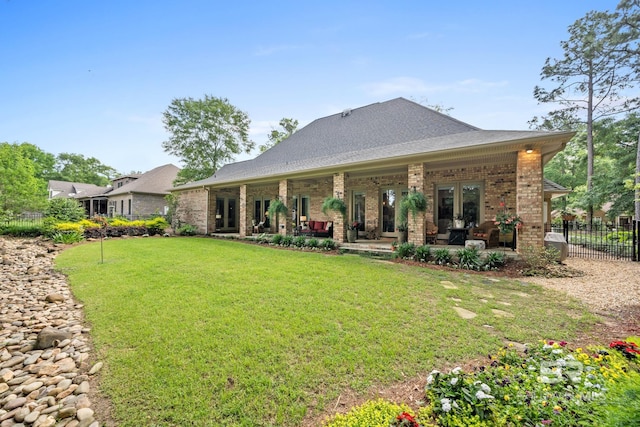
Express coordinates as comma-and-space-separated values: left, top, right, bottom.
270, 234, 283, 245
482, 251, 506, 270
51, 230, 84, 244
306, 237, 319, 249
145, 217, 169, 235
44, 198, 86, 222
606, 230, 633, 243
0, 224, 43, 237
433, 248, 452, 265
281, 235, 294, 247
456, 247, 482, 270
293, 236, 306, 248
520, 245, 561, 276
177, 224, 197, 236
255, 233, 270, 244
322, 398, 415, 427
414, 245, 431, 262
394, 242, 416, 259
321, 238, 336, 250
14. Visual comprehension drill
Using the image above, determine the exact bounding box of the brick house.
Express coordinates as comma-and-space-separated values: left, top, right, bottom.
170, 98, 574, 250
106, 164, 180, 219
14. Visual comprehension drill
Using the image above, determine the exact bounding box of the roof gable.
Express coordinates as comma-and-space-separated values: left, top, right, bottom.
108, 164, 180, 196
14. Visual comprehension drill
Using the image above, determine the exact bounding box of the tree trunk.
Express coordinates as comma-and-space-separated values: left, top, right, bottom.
636, 131, 640, 221
586, 64, 594, 230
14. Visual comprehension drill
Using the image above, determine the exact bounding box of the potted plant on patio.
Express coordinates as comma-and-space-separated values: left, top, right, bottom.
268, 198, 288, 232
321, 196, 347, 239
346, 221, 359, 243
396, 222, 408, 244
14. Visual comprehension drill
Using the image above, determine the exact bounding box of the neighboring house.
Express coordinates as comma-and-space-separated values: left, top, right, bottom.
543, 178, 569, 228
170, 98, 575, 250
47, 180, 111, 216
106, 164, 180, 219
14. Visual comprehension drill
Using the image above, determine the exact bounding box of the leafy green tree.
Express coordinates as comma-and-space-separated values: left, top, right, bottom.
52, 153, 117, 186
533, 9, 639, 224
162, 95, 254, 185
259, 118, 299, 153
44, 197, 86, 222
0, 142, 47, 216
17, 143, 57, 181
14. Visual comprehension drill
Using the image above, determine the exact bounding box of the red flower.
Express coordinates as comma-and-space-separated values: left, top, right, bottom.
396, 412, 419, 427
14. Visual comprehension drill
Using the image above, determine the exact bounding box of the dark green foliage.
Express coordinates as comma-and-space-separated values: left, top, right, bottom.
433, 248, 452, 265
270, 234, 283, 245
398, 190, 428, 225
414, 245, 431, 262
483, 251, 506, 270
0, 224, 43, 237
321, 197, 347, 219
177, 224, 197, 236
293, 236, 306, 247
456, 247, 482, 271
394, 242, 416, 259
44, 198, 86, 222
320, 238, 336, 250
281, 235, 294, 247
306, 238, 319, 248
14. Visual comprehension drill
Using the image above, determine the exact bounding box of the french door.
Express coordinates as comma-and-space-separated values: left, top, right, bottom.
380, 188, 408, 237
435, 183, 482, 238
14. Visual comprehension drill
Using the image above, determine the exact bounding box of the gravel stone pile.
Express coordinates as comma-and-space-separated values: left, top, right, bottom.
0, 238, 102, 427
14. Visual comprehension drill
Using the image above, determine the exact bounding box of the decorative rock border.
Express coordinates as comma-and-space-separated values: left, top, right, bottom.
0, 238, 102, 427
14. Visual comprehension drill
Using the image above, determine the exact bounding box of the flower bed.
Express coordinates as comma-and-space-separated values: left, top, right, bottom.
323, 338, 640, 426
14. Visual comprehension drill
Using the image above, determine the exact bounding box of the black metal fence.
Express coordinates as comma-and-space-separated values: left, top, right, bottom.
546, 220, 640, 261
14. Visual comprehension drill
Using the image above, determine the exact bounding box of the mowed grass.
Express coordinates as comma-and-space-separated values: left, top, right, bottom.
55, 238, 596, 426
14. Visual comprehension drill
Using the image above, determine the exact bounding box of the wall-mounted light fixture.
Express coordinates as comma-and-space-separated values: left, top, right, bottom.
525, 145, 534, 154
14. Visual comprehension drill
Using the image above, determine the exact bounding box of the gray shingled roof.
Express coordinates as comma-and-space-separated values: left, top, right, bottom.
108, 164, 180, 196
48, 180, 108, 198
544, 178, 569, 194
174, 97, 572, 190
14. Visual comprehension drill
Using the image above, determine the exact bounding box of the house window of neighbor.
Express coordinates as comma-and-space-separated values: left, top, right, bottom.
120, 200, 124, 215
128, 199, 131, 215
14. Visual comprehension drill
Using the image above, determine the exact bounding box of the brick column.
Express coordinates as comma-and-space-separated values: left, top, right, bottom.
239, 185, 248, 237
516, 148, 544, 250
408, 163, 427, 245
333, 172, 346, 243
278, 179, 290, 236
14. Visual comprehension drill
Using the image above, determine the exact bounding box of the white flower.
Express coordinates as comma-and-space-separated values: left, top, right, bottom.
441, 398, 452, 412
552, 349, 563, 354
426, 374, 435, 385
475, 390, 494, 400
450, 377, 459, 386
480, 383, 491, 393
451, 367, 462, 374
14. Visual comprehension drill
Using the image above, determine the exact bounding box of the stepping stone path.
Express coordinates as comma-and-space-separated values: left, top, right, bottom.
444, 279, 517, 320
0, 238, 101, 427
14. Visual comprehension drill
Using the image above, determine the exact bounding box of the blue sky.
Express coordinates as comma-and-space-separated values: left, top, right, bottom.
1, 0, 620, 175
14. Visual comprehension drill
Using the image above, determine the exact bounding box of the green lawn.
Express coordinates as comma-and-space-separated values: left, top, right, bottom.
55, 238, 596, 426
